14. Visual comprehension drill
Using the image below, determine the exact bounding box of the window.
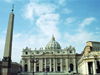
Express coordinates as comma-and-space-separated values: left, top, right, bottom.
25, 59, 27, 63
25, 52, 28, 55
43, 59, 45, 63
70, 51, 72, 53
36, 67, 39, 72
57, 59, 60, 62
92, 48, 94, 51
47, 59, 49, 62
47, 63, 49, 66
57, 51, 60, 53
37, 59, 39, 63
52, 59, 53, 62
36, 51, 39, 54
70, 59, 72, 62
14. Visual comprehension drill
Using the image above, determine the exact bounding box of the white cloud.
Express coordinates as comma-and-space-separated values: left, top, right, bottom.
12, 0, 62, 62
63, 17, 99, 53
5, 0, 11, 2
65, 17, 75, 25
22, 2, 34, 21
22, 1, 57, 22
36, 14, 61, 39
96, 27, 99, 30
65, 32, 95, 44
62, 8, 72, 14
96, 32, 100, 34
58, 0, 66, 5
14, 33, 22, 38
0, 38, 5, 60
77, 17, 96, 32
63, 31, 100, 53
80, 17, 96, 27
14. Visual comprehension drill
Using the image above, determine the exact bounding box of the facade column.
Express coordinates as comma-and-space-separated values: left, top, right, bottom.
39, 59, 41, 72
85, 62, 89, 74
60, 58, 63, 72
50, 58, 52, 72
93, 61, 97, 74
53, 58, 55, 72
95, 60, 97, 70
45, 58, 46, 72
74, 58, 76, 73
56, 58, 57, 71
22, 60, 24, 72
28, 59, 31, 72
41, 59, 43, 72
34, 62, 36, 72
39, 58, 43, 72
66, 58, 68, 73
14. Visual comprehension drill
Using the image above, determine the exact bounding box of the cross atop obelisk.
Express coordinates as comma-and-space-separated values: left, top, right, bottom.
12, 4, 14, 12
2, 5, 14, 75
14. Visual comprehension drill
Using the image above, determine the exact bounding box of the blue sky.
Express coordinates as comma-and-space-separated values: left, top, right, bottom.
0, 0, 100, 63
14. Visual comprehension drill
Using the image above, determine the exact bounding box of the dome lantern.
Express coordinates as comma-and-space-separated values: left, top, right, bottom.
51, 35, 55, 41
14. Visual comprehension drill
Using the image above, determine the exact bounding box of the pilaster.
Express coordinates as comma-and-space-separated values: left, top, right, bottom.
45, 58, 46, 72
53, 58, 55, 72
66, 58, 68, 73
60, 59, 63, 72
22, 60, 24, 72
55, 58, 57, 71
73, 58, 76, 73
34, 63, 36, 72
93, 61, 97, 74
50, 58, 51, 72
28, 59, 31, 72
85, 62, 89, 74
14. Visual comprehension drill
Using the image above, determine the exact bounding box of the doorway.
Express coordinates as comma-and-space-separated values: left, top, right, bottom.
46, 66, 49, 72
88, 62, 93, 74
57, 66, 60, 72
25, 64, 27, 72
70, 64, 73, 72
97, 61, 100, 73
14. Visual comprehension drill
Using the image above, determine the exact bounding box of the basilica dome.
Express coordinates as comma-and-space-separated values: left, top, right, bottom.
45, 35, 61, 50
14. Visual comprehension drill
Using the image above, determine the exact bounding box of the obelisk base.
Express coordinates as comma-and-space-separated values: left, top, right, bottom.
2, 61, 11, 75
2, 68, 10, 75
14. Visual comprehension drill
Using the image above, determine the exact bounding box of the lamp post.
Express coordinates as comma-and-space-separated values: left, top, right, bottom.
30, 55, 38, 75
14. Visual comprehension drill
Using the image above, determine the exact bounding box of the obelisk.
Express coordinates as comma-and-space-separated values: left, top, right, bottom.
2, 5, 14, 75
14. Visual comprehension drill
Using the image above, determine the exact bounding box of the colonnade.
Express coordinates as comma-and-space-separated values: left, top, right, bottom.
83, 60, 97, 74
21, 58, 76, 73
33, 58, 63, 72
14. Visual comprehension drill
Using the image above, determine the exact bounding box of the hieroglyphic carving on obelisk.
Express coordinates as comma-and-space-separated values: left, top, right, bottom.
2, 5, 14, 75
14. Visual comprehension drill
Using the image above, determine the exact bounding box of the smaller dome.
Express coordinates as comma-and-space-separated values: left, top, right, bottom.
45, 35, 61, 50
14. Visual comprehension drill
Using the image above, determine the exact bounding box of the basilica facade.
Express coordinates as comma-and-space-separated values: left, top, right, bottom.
20, 35, 82, 74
